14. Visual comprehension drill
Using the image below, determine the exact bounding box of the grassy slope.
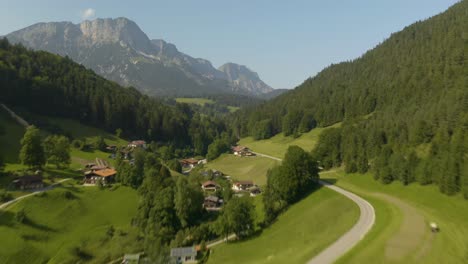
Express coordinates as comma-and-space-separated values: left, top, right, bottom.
175, 98, 214, 106
205, 154, 279, 186
238, 123, 340, 159
0, 110, 25, 168
208, 187, 360, 264
0, 183, 141, 264
327, 172, 468, 264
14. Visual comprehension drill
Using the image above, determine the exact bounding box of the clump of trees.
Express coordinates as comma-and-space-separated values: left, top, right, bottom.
19, 126, 71, 169
263, 146, 319, 224
215, 196, 255, 239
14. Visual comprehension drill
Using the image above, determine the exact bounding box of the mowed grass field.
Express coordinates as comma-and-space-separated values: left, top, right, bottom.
175, 97, 214, 106
205, 154, 280, 186
0, 184, 141, 264
324, 171, 468, 264
238, 123, 340, 159
207, 186, 360, 264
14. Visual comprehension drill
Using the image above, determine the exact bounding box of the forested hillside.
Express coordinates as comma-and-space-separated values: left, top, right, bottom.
233, 1, 467, 195
0, 39, 227, 154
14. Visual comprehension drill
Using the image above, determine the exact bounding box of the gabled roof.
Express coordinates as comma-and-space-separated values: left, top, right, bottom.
202, 181, 220, 188
235, 180, 254, 186
170, 247, 197, 257
129, 140, 146, 145
231, 145, 249, 152
93, 168, 117, 177
180, 158, 199, 165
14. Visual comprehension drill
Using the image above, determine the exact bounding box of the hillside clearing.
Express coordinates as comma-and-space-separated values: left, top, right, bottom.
238, 123, 340, 159
205, 154, 279, 186
175, 97, 215, 106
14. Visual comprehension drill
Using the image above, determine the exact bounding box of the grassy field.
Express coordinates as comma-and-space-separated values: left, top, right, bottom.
205, 154, 280, 186
324, 171, 468, 264
238, 123, 340, 159
175, 97, 215, 106
207, 187, 360, 264
0, 183, 141, 264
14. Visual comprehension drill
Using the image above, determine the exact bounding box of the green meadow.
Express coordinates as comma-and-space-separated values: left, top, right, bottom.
0, 184, 141, 264
205, 154, 280, 186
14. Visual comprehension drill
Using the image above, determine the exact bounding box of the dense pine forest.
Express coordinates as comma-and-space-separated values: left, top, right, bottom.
233, 1, 467, 196
0, 38, 231, 155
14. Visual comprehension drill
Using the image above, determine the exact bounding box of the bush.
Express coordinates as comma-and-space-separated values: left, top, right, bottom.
15, 209, 27, 223
0, 190, 12, 202
63, 191, 75, 200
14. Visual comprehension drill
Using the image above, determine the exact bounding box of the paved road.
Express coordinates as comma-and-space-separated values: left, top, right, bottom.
206, 234, 237, 249
255, 152, 375, 264
0, 178, 72, 210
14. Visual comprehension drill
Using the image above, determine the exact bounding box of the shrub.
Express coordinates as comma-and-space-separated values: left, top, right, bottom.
15, 209, 27, 223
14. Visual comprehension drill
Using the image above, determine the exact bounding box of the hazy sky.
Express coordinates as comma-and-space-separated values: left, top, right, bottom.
0, 0, 459, 89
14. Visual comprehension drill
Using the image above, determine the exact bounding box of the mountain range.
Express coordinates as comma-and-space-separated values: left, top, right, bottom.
5, 17, 275, 97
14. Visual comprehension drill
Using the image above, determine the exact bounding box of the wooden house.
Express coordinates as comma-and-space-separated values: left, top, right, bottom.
232, 180, 254, 191
231, 146, 254, 157
201, 181, 221, 192
11, 175, 44, 190
203, 195, 223, 211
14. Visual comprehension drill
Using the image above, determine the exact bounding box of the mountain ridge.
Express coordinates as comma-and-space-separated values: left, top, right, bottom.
6, 17, 274, 97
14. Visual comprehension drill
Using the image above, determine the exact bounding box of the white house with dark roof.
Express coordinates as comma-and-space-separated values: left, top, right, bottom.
170, 247, 197, 263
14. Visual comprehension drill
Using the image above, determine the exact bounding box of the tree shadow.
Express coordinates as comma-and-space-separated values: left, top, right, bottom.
24, 217, 57, 232
320, 178, 338, 185
0, 211, 16, 227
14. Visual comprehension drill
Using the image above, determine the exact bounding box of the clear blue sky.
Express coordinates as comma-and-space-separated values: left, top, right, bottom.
0, 0, 459, 89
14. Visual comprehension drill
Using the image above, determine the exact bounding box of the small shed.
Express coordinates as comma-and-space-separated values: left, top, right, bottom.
170, 247, 197, 263
430, 222, 439, 233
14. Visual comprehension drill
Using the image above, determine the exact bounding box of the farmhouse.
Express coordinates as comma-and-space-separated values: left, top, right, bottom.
203, 195, 223, 211
170, 247, 197, 263
84, 168, 117, 184
232, 180, 254, 191
11, 175, 44, 190
201, 181, 220, 192
231, 145, 254, 157
128, 140, 147, 149
180, 158, 200, 168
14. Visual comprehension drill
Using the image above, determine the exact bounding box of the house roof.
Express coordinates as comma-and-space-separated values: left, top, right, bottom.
235, 180, 254, 186
180, 158, 199, 165
129, 140, 146, 145
231, 145, 249, 152
93, 168, 117, 177
13, 175, 43, 184
202, 181, 219, 188
170, 247, 197, 257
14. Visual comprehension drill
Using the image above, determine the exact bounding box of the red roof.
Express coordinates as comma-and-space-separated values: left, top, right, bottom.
180, 158, 199, 165
129, 140, 146, 146
232, 146, 249, 152
202, 181, 219, 188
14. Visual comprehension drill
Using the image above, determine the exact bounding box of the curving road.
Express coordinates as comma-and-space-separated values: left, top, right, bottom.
255, 152, 375, 264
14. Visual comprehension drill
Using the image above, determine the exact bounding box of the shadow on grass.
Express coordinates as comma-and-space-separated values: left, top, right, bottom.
24, 217, 57, 232
321, 178, 338, 185
0, 211, 16, 227
21, 233, 50, 242
58, 185, 84, 194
